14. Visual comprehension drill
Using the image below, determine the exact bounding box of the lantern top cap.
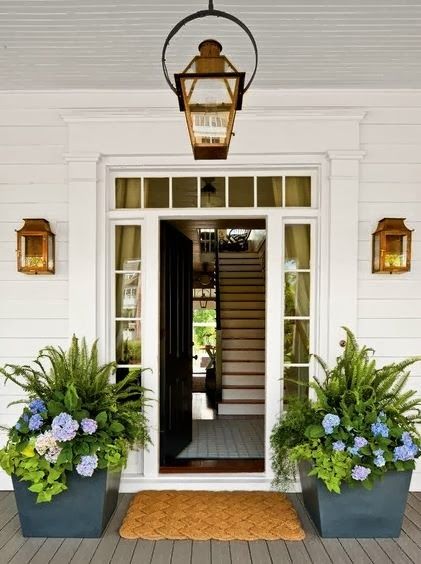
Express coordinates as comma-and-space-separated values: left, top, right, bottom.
374, 218, 413, 234
198, 39, 223, 56
16, 218, 54, 234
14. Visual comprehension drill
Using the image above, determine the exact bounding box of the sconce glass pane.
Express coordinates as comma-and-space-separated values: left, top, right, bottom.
116, 273, 141, 318
285, 224, 310, 269
285, 273, 310, 316
116, 320, 141, 365
144, 178, 170, 208
23, 236, 45, 269
172, 177, 198, 208
115, 178, 141, 208
115, 226, 141, 271
284, 366, 309, 400
385, 234, 407, 268
257, 177, 282, 207
373, 234, 380, 271
284, 320, 310, 363
228, 177, 254, 207
285, 176, 311, 207
47, 235, 54, 271
200, 177, 225, 207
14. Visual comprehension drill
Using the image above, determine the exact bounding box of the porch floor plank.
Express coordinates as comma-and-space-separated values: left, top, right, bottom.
0, 492, 420, 563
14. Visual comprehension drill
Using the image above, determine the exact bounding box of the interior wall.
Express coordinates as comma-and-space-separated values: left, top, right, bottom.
0, 90, 420, 489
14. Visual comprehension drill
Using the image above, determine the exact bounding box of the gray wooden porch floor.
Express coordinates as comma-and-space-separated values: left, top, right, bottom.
1, 490, 421, 563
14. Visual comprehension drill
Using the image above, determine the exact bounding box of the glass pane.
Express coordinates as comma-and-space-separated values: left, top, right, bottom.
284, 366, 309, 399
285, 224, 310, 269
228, 177, 254, 207
257, 177, 282, 207
115, 178, 141, 208
116, 320, 141, 365
200, 177, 225, 207
116, 273, 141, 318
115, 226, 141, 271
144, 178, 169, 208
284, 320, 310, 363
385, 234, 407, 268
285, 176, 311, 207
172, 177, 198, 208
285, 273, 310, 316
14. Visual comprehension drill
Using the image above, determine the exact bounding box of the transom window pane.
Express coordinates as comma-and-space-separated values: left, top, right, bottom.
285, 176, 311, 207
257, 177, 282, 207
200, 177, 225, 207
116, 178, 141, 208
144, 178, 169, 208
172, 177, 198, 208
228, 177, 254, 207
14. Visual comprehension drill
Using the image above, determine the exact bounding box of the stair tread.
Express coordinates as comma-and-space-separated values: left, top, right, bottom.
223, 385, 265, 389
220, 399, 265, 404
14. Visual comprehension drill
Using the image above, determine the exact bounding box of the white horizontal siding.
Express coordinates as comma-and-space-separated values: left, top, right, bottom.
358, 108, 421, 405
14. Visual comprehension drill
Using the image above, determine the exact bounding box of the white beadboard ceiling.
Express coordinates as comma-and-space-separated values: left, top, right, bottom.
1, 0, 421, 90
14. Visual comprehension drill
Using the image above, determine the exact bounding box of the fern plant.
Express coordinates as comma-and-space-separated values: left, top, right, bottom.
271, 327, 421, 493
0, 336, 151, 502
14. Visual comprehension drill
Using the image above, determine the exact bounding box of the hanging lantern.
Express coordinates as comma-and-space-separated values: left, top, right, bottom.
162, 1, 258, 160
16, 219, 55, 275
372, 218, 413, 274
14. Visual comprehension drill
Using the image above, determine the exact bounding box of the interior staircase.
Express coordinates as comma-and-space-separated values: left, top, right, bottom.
217, 251, 265, 415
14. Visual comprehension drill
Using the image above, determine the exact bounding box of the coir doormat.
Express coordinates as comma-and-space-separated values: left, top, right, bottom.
119, 490, 305, 541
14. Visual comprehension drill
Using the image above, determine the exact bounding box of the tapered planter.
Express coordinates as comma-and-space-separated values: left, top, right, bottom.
12, 469, 121, 538
299, 461, 411, 538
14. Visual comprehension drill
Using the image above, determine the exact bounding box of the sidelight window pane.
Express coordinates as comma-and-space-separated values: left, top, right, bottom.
285, 224, 310, 269
284, 366, 309, 399
115, 178, 141, 208
228, 177, 254, 207
115, 226, 141, 271
284, 320, 310, 363
144, 178, 169, 208
116, 273, 141, 318
257, 177, 282, 207
284, 273, 310, 316
116, 320, 141, 365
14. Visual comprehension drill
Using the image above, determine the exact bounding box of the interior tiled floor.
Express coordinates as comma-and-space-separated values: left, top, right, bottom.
176, 418, 264, 459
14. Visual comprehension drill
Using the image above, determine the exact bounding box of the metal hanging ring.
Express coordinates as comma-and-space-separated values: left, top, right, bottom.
161, 2, 258, 95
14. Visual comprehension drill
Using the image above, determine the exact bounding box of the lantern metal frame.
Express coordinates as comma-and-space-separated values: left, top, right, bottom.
161, 0, 258, 97
16, 218, 55, 275
371, 217, 413, 274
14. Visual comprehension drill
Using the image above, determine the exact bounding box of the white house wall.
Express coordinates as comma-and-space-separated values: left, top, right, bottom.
0, 90, 420, 490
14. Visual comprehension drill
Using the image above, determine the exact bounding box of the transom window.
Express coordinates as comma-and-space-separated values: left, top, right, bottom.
114, 175, 313, 209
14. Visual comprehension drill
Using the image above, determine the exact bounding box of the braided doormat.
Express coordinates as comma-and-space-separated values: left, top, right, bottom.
119, 490, 305, 541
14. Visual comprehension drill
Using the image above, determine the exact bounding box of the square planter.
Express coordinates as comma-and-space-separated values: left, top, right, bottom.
299, 461, 411, 538
12, 469, 121, 538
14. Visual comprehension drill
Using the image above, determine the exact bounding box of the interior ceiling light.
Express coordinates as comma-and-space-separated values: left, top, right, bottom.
162, 0, 258, 160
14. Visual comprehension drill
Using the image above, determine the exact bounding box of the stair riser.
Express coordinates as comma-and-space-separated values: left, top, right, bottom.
223, 350, 265, 361
220, 310, 265, 319
223, 375, 265, 386
223, 361, 265, 374
221, 301, 265, 309
219, 252, 259, 259
219, 264, 262, 272
221, 320, 265, 329
218, 404, 265, 416
223, 339, 265, 350
222, 389, 265, 400
223, 329, 265, 338
220, 287, 265, 295
220, 271, 264, 279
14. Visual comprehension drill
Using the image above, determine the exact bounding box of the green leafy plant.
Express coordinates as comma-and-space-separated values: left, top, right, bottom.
0, 336, 151, 502
271, 327, 421, 493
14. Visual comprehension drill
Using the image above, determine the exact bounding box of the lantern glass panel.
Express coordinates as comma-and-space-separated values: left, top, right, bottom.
373, 233, 380, 272
47, 234, 54, 271
385, 234, 407, 268
23, 235, 45, 270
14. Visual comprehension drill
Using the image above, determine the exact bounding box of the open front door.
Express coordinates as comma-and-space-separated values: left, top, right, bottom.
160, 222, 193, 465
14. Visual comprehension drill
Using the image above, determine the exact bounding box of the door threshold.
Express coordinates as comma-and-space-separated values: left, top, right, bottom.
160, 458, 264, 473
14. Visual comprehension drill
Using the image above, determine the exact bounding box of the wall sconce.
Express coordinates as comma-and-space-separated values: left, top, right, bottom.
16, 219, 55, 275
162, 1, 258, 160
372, 218, 412, 274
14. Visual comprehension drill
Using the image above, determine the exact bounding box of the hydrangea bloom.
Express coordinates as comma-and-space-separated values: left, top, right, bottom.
76, 454, 98, 477
401, 432, 414, 447
322, 413, 340, 434
374, 455, 386, 467
354, 436, 368, 449
373, 448, 384, 457
28, 414, 44, 431
81, 418, 98, 435
393, 444, 418, 462
22, 413, 30, 423
45, 446, 62, 463
35, 430, 62, 463
14, 421, 21, 431
51, 412, 79, 442
28, 399, 46, 414
351, 465, 371, 481
371, 421, 389, 438
332, 440, 346, 452
347, 446, 362, 457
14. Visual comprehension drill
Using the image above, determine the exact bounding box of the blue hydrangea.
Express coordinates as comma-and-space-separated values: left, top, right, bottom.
76, 454, 98, 477
351, 465, 371, 481
28, 414, 44, 431
81, 418, 98, 435
332, 440, 346, 452
51, 412, 79, 442
14, 421, 21, 431
28, 399, 46, 414
322, 413, 340, 434
374, 455, 386, 467
393, 444, 418, 462
373, 448, 384, 457
354, 436, 368, 449
371, 421, 389, 438
22, 413, 30, 423
401, 432, 414, 447
347, 446, 362, 457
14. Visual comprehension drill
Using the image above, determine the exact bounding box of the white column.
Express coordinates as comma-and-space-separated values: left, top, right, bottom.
326, 150, 365, 363
65, 152, 102, 342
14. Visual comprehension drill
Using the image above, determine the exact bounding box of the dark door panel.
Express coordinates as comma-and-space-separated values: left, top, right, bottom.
160, 222, 193, 464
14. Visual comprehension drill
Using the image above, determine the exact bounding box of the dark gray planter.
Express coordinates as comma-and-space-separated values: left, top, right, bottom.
299, 461, 412, 538
12, 469, 121, 538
